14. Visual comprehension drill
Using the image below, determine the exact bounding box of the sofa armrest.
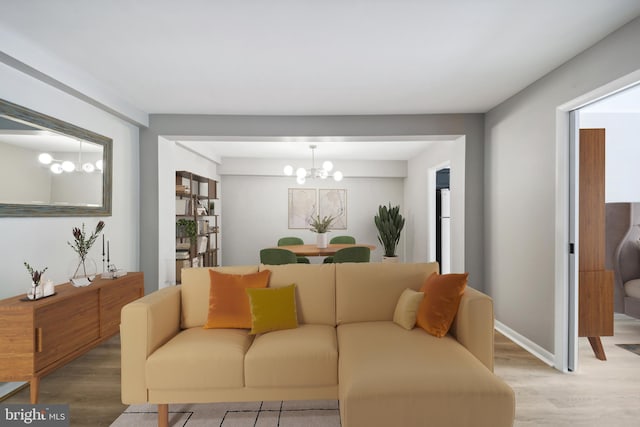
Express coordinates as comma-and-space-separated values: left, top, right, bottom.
449, 287, 495, 372
120, 285, 182, 403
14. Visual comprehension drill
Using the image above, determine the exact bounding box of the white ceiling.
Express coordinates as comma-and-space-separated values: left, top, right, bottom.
1, 0, 640, 117
1, 1, 639, 161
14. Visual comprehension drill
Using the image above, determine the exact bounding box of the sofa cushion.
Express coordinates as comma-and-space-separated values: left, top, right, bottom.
624, 278, 640, 298
245, 324, 338, 388
204, 269, 271, 329
336, 262, 438, 325
181, 266, 260, 328
337, 321, 515, 427
259, 263, 336, 326
416, 272, 468, 337
393, 288, 424, 330
146, 327, 254, 390
246, 284, 298, 334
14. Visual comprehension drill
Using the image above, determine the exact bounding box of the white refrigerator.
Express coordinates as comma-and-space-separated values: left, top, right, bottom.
440, 189, 451, 274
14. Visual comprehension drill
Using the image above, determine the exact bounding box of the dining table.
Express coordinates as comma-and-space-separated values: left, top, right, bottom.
277, 243, 376, 257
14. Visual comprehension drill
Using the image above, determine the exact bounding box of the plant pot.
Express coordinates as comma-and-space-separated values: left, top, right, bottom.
382, 256, 400, 263
316, 233, 328, 248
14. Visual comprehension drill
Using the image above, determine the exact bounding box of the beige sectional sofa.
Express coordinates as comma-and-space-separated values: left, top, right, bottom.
121, 262, 515, 427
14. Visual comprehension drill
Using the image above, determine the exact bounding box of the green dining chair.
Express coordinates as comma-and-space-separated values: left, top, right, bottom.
277, 236, 310, 264
260, 248, 298, 265
331, 246, 371, 263
323, 235, 357, 263
330, 235, 356, 244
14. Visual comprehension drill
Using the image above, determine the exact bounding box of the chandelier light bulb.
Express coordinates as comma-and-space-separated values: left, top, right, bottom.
82, 162, 95, 173
61, 160, 75, 172
285, 145, 344, 184
50, 163, 63, 174
38, 153, 53, 165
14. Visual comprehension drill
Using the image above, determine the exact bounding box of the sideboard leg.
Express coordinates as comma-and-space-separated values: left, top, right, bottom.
588, 336, 607, 360
158, 404, 168, 427
30, 377, 39, 404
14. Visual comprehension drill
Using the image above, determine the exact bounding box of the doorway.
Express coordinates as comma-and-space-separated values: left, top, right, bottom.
435, 168, 451, 274
565, 82, 640, 371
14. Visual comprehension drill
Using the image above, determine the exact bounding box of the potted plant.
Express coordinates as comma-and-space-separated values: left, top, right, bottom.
177, 218, 197, 247
24, 262, 48, 300
374, 203, 405, 261
67, 221, 105, 283
309, 214, 336, 248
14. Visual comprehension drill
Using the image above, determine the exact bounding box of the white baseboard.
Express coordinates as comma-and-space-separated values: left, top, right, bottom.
495, 320, 555, 367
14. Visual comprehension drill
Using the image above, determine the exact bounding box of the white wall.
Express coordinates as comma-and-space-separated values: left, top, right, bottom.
221, 175, 404, 265
485, 17, 640, 364
405, 137, 466, 275
0, 61, 140, 299
580, 112, 640, 202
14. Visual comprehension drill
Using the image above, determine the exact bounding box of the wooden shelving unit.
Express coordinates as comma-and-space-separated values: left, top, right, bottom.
176, 170, 219, 284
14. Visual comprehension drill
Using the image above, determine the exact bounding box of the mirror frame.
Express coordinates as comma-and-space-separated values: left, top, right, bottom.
0, 98, 112, 217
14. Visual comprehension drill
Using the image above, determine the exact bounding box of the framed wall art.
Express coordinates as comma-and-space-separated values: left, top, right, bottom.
319, 189, 347, 229
288, 188, 317, 229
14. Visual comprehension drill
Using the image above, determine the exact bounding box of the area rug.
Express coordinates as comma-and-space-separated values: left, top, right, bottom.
616, 343, 640, 356
110, 400, 341, 427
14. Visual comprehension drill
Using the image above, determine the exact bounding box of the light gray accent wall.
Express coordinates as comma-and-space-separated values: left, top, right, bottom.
140, 114, 484, 293
485, 17, 640, 353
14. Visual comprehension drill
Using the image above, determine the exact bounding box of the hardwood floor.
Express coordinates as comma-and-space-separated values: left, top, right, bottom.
495, 315, 640, 426
3, 317, 640, 426
1, 335, 125, 427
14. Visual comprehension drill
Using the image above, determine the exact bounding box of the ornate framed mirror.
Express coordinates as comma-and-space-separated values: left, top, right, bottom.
0, 98, 112, 216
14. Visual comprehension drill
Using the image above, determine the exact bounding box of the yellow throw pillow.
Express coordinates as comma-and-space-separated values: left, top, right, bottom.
203, 269, 271, 329
246, 284, 298, 335
416, 272, 468, 338
393, 288, 425, 330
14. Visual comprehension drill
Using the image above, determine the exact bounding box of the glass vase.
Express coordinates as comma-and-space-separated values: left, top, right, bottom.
68, 256, 97, 286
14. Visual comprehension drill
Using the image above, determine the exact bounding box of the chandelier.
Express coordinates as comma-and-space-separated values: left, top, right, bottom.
284, 145, 343, 184
38, 140, 103, 174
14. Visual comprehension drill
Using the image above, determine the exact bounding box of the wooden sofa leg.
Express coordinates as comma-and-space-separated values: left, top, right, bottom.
158, 404, 168, 427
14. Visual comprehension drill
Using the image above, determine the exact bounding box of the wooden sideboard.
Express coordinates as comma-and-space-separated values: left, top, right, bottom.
0, 272, 144, 403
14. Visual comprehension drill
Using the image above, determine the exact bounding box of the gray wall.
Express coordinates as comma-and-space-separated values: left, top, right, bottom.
140, 114, 484, 295
485, 17, 640, 355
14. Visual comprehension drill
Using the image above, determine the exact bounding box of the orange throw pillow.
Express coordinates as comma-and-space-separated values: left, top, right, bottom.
416, 272, 468, 338
203, 269, 271, 329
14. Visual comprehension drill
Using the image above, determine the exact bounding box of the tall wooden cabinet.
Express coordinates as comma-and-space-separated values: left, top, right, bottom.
176, 171, 219, 284
578, 128, 614, 360
0, 273, 144, 403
